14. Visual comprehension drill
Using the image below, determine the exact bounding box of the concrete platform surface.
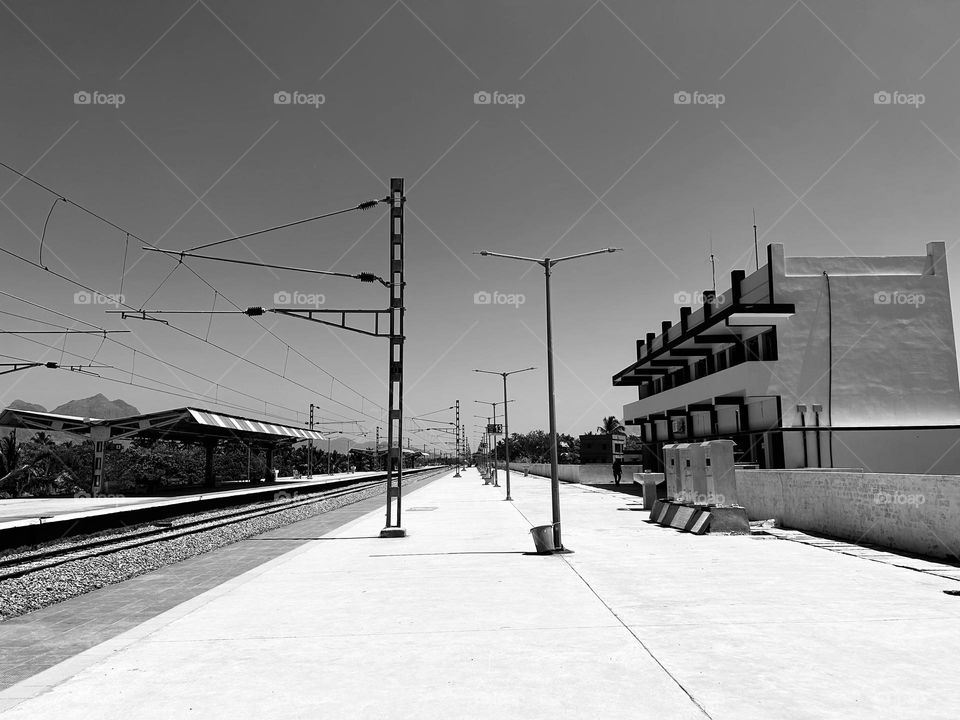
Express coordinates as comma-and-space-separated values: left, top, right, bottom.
2, 468, 959, 719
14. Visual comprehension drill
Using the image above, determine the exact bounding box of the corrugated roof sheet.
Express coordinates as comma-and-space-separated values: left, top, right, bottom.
187, 409, 324, 440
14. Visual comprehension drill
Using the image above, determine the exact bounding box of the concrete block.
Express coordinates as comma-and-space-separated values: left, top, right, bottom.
647, 499, 666, 523
689, 511, 711, 535
658, 503, 680, 527
705, 507, 749, 534
669, 505, 697, 530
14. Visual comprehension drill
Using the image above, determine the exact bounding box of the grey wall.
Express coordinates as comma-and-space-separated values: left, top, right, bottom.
737, 469, 960, 559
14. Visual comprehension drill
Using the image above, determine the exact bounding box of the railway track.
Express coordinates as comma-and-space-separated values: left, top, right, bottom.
0, 466, 448, 583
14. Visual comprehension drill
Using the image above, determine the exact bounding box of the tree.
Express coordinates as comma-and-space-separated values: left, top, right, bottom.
32, 431, 54, 447
0, 432, 19, 478
598, 416, 625, 435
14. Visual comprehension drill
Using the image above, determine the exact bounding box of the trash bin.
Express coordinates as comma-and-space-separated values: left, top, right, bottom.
530, 524, 556, 554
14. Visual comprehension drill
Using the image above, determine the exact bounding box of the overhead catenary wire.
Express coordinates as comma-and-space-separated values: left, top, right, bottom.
185, 198, 387, 252
0, 161, 390, 422
0, 167, 444, 452
135, 238, 392, 410
38, 197, 63, 269
142, 247, 390, 286
0, 330, 130, 335
0, 158, 389, 408
1, 330, 319, 423
0, 292, 345, 425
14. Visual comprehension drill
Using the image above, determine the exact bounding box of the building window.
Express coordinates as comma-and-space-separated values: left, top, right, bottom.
761, 328, 778, 361
694, 358, 707, 379
745, 336, 760, 362
730, 343, 745, 366
715, 350, 728, 371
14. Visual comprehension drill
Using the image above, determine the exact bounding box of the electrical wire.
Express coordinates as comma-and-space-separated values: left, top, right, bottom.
38, 197, 62, 268
0, 292, 344, 425
0, 176, 445, 449
142, 247, 390, 285
186, 199, 387, 252
1, 329, 312, 423
0, 160, 390, 420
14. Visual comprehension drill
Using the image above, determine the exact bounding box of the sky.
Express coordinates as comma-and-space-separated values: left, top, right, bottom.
2, 0, 960, 455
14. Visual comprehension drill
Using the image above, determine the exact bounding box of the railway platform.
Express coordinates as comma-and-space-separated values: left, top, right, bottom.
2, 467, 960, 718
0, 469, 389, 529
0, 468, 439, 548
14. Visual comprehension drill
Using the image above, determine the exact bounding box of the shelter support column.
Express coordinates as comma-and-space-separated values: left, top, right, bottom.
204, 439, 218, 488
265, 445, 275, 483
91, 425, 110, 496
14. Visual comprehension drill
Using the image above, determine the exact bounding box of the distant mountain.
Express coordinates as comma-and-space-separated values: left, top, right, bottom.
50, 394, 140, 419
7, 399, 47, 413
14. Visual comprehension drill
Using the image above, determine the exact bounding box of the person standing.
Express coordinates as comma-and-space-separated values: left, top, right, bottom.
612, 458, 623, 485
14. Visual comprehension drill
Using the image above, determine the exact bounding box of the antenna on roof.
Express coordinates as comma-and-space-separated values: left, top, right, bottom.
753, 208, 759, 271
709, 233, 716, 294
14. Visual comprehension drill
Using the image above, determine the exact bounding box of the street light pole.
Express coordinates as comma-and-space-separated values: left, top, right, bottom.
474, 367, 535, 501
475, 399, 513, 483
544, 259, 560, 536
474, 247, 621, 550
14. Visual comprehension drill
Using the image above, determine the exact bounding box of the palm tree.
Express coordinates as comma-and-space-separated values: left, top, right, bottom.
32, 431, 54, 447
598, 416, 625, 435
0, 432, 19, 477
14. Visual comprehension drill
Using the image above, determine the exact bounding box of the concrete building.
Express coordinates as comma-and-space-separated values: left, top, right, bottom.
613, 242, 960, 474
579, 433, 626, 464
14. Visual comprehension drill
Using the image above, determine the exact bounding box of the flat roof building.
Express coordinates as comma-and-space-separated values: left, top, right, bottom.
579, 433, 626, 464
612, 242, 960, 474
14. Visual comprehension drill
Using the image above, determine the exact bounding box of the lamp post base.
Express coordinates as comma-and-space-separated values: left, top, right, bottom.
379, 527, 407, 538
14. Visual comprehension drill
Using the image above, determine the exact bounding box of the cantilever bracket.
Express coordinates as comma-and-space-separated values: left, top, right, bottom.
120, 311, 170, 325
271, 307, 399, 339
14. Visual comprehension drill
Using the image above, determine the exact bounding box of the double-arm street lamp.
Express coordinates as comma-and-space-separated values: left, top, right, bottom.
474, 367, 535, 501
474, 247, 622, 550
474, 399, 514, 479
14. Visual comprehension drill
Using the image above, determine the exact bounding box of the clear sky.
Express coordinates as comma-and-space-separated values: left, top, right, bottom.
2, 0, 960, 454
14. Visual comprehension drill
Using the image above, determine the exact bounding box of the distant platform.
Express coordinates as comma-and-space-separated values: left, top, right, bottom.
0, 468, 441, 547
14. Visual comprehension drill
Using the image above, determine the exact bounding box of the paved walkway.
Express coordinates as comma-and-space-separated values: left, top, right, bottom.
0, 470, 443, 690
2, 468, 959, 719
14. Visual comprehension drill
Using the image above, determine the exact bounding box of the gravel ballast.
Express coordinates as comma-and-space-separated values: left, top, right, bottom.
0, 478, 396, 621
